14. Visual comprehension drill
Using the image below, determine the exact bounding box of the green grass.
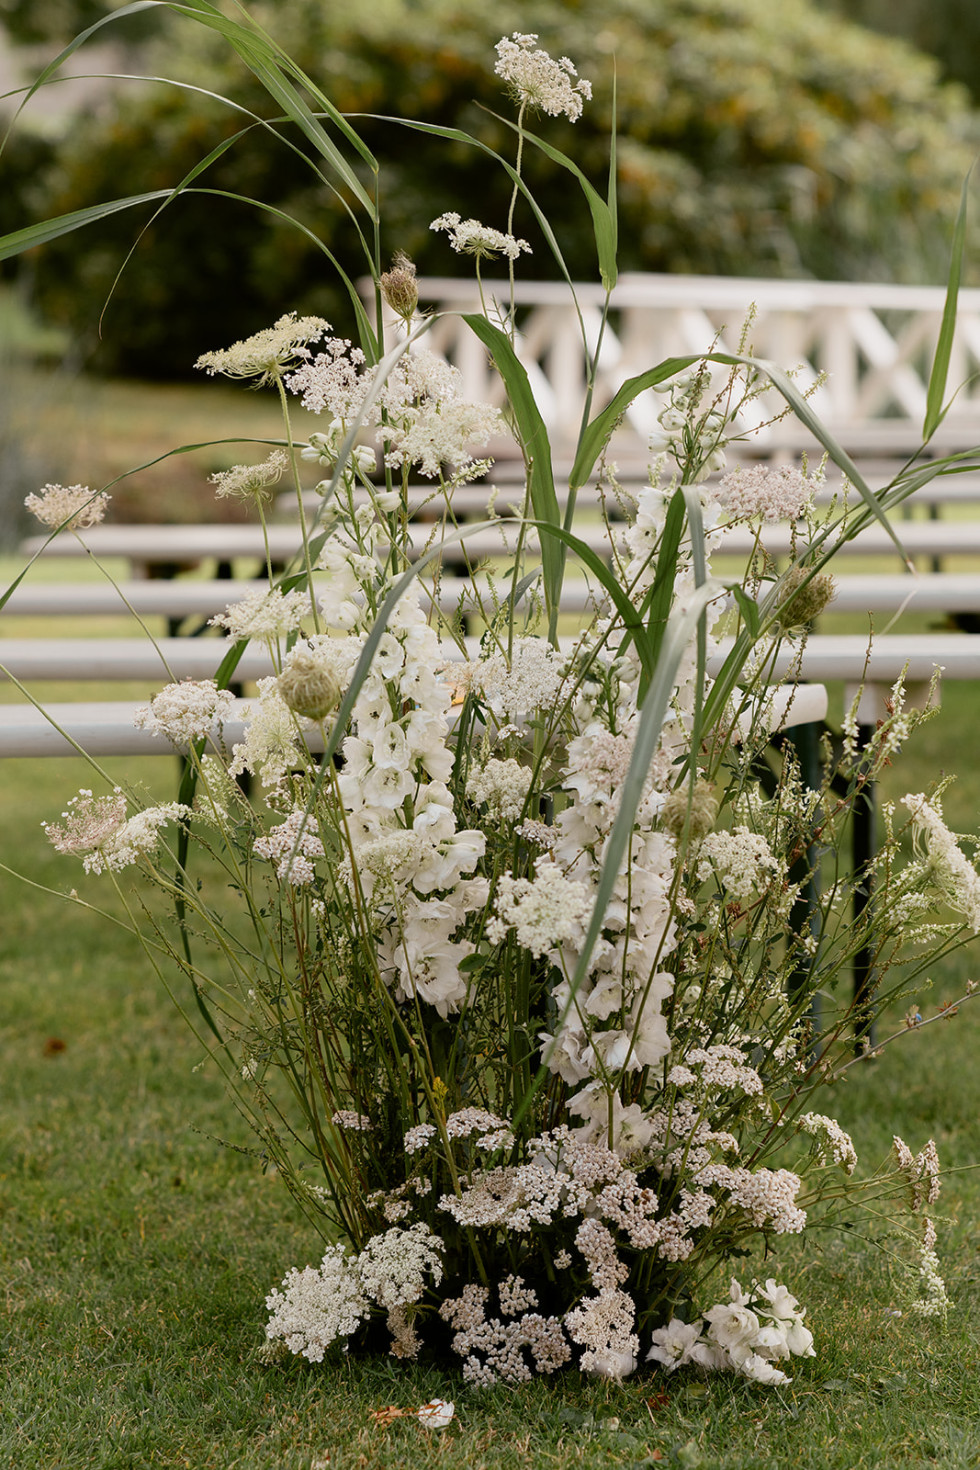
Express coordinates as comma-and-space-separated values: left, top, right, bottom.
3, 360, 980, 1465
1, 702, 980, 1469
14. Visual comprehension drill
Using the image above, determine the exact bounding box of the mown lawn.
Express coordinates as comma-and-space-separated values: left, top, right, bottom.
1, 677, 979, 1469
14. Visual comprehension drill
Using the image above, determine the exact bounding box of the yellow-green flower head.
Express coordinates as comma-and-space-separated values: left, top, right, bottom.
661, 780, 718, 841
277, 650, 342, 721
775, 566, 836, 630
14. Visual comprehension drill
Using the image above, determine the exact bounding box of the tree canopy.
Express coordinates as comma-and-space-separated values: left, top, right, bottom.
12, 0, 979, 376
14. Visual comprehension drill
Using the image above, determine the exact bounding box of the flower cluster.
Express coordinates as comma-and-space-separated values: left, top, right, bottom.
25, 483, 110, 530
37, 23, 978, 1401
649, 1278, 815, 1386
431, 212, 532, 262
265, 1225, 443, 1362
44, 789, 190, 874
134, 679, 238, 748
494, 33, 592, 121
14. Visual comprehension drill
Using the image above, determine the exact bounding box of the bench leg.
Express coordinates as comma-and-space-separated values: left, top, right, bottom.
783, 720, 822, 1030
853, 726, 878, 1053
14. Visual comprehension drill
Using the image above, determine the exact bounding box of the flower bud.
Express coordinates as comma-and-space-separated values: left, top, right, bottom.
277, 650, 342, 721
380, 252, 419, 322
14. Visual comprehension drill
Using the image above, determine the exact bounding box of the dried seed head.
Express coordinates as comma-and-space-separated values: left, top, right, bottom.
277, 651, 342, 721
380, 252, 419, 323
776, 566, 836, 629
661, 780, 718, 841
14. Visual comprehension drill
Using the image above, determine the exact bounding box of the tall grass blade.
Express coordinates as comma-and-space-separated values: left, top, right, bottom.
924, 168, 972, 442
460, 314, 564, 624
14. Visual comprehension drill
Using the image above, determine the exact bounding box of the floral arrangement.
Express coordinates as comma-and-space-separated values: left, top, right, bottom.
9, 5, 980, 1390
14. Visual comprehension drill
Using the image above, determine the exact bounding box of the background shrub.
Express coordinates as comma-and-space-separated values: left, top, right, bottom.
10, 0, 980, 377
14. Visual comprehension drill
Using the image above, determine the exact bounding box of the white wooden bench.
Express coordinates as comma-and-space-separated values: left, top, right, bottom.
4, 571, 980, 622
21, 516, 980, 579
0, 632, 960, 757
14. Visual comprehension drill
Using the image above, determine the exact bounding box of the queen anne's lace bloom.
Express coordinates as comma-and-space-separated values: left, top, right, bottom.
697, 826, 784, 901
211, 587, 312, 642
717, 464, 813, 523
134, 679, 237, 748
430, 213, 531, 262
196, 312, 328, 384
488, 859, 591, 958
25, 483, 110, 530
44, 789, 191, 874
265, 1245, 369, 1361
209, 449, 290, 501
494, 33, 592, 121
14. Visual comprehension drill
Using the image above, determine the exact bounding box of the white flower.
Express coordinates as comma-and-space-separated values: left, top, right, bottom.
196, 312, 329, 383
25, 483, 110, 530
211, 586, 312, 642
285, 336, 370, 420
902, 792, 980, 931
430, 212, 531, 262
355, 1223, 444, 1310
797, 1113, 858, 1174
302, 420, 377, 475
134, 679, 237, 748
697, 826, 784, 902
417, 1400, 455, 1429
253, 810, 325, 886
646, 1317, 718, 1371
488, 859, 590, 958
44, 788, 190, 874
494, 33, 592, 121
717, 464, 813, 523
209, 449, 290, 501
265, 1244, 369, 1361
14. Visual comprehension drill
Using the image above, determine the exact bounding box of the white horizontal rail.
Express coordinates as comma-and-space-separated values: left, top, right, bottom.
0, 629, 967, 757
6, 571, 980, 623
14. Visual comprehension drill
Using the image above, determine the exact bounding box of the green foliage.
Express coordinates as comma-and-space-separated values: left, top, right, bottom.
0, 0, 160, 45
816, 0, 980, 102
12, 0, 980, 377
2, 748, 980, 1466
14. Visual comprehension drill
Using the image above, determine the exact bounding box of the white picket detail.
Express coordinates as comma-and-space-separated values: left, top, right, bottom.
384, 274, 980, 453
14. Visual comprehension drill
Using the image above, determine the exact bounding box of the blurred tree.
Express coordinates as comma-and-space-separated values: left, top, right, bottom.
814, 0, 980, 101
12, 0, 980, 377
0, 0, 159, 45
